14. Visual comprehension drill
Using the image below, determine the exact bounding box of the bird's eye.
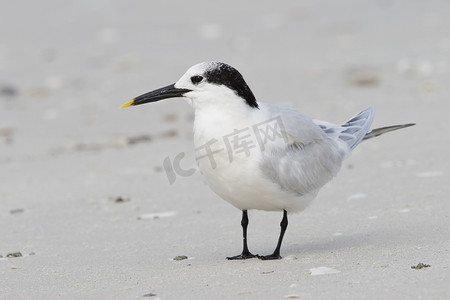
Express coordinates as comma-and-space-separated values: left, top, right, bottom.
190, 75, 204, 85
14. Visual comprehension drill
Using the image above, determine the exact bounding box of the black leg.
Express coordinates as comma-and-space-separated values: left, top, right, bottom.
227, 210, 257, 260
258, 210, 288, 260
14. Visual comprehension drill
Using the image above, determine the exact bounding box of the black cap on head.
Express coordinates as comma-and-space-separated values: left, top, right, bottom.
204, 63, 259, 109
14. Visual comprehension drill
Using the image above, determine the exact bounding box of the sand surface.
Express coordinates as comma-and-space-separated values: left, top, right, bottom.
1, 1, 449, 299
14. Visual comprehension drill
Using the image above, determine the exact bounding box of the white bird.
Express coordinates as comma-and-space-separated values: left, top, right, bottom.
121, 61, 414, 260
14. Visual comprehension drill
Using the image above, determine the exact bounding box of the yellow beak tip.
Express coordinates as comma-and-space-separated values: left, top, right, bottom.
120, 99, 135, 108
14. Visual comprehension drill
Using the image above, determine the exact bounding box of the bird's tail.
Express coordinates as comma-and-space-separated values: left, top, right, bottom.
315, 106, 415, 153
363, 123, 415, 140
339, 106, 375, 150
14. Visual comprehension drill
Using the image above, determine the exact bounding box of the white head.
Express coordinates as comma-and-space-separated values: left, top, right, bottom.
121, 62, 259, 110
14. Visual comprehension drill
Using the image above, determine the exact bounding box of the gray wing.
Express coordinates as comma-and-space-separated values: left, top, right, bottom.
363, 123, 415, 140
258, 104, 345, 196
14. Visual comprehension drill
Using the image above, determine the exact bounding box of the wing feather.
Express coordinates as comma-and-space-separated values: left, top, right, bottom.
258, 104, 344, 196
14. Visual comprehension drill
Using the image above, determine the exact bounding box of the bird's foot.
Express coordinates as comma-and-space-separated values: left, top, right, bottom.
257, 253, 282, 260
227, 251, 258, 260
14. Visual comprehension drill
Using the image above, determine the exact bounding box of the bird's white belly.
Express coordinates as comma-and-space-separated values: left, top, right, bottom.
195, 139, 317, 213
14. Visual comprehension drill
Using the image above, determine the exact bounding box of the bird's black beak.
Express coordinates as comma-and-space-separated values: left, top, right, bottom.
120, 83, 191, 108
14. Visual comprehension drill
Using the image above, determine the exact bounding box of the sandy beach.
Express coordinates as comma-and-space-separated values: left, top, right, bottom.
1, 1, 449, 299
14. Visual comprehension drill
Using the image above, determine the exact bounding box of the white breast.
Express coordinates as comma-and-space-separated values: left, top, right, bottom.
192, 103, 325, 213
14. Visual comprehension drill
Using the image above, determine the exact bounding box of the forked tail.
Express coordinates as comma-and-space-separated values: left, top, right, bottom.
315, 107, 415, 152
339, 106, 374, 150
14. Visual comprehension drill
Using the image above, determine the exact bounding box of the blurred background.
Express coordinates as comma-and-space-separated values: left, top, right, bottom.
1, 0, 448, 161
1, 1, 449, 298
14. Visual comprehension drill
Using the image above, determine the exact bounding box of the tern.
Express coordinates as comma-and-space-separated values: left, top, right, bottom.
121, 61, 414, 260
